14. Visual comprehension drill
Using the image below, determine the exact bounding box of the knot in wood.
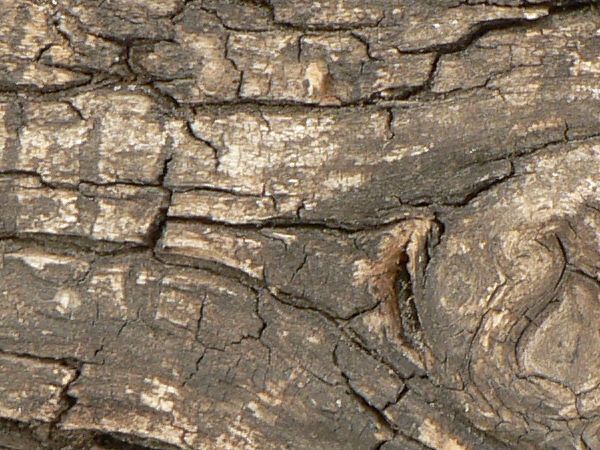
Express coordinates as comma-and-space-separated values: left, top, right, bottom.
416, 144, 600, 449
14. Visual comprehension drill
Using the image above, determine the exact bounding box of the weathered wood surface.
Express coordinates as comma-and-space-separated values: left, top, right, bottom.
1, 1, 599, 449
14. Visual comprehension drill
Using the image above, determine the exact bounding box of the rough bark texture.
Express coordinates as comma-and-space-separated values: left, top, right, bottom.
1, 1, 599, 449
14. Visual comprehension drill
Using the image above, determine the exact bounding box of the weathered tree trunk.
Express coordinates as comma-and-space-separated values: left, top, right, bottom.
1, 1, 599, 449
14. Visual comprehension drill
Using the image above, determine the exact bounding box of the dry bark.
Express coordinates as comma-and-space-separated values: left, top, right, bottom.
1, 1, 599, 449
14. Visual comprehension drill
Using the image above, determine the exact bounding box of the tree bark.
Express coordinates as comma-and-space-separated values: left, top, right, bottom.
1, 1, 599, 449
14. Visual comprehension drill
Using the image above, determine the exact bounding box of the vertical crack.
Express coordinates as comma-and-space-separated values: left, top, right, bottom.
48, 361, 83, 438
148, 153, 173, 250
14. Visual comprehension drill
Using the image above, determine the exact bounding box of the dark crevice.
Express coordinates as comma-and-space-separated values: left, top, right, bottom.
0, 349, 82, 368
185, 121, 221, 171
164, 215, 422, 234
93, 435, 156, 450
0, 169, 170, 191
344, 381, 394, 431
147, 154, 174, 250
333, 343, 395, 435
92, 432, 180, 450
394, 266, 424, 346
440, 160, 515, 208
0, 233, 150, 257
392, 53, 441, 102
48, 363, 83, 439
